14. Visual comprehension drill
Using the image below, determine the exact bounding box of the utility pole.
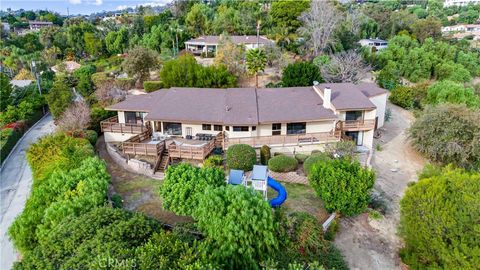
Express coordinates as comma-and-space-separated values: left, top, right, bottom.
256, 20, 261, 48
31, 61, 46, 115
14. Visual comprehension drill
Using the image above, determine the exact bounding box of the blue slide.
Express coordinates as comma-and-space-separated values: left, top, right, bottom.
267, 177, 287, 207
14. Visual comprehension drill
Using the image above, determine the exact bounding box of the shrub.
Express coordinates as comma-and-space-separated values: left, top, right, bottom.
203, 155, 223, 169
46, 76, 73, 119
26, 133, 94, 182
303, 152, 330, 176
194, 185, 277, 269
159, 163, 225, 216
324, 141, 356, 160
308, 158, 375, 216
0, 128, 22, 163
389, 85, 415, 109
143, 80, 164, 92
114, 77, 135, 90
281, 61, 323, 87
294, 154, 309, 163
111, 194, 123, 208
9, 157, 110, 253
409, 104, 480, 169
84, 130, 98, 145
268, 155, 298, 172
226, 144, 256, 171
89, 104, 116, 133
260, 145, 271, 165
425, 80, 479, 108
399, 167, 480, 269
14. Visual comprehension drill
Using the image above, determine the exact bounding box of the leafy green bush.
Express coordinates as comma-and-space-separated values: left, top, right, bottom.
409, 104, 480, 169
389, 86, 415, 108
294, 154, 309, 163
324, 141, 357, 160
281, 61, 323, 87
303, 152, 331, 176
260, 145, 271, 165
0, 128, 22, 163
194, 185, 277, 269
226, 144, 257, 171
26, 133, 94, 182
399, 166, 480, 269
89, 104, 116, 133
159, 163, 225, 216
46, 76, 73, 119
203, 155, 223, 169
9, 157, 110, 253
308, 159, 375, 216
268, 155, 298, 172
143, 80, 164, 92
425, 80, 479, 108
84, 130, 98, 146
111, 194, 123, 208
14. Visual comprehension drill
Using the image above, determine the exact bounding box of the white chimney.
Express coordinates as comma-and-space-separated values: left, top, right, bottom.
323, 87, 331, 109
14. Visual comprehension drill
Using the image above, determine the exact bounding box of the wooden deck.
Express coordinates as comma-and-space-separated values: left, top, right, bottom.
340, 119, 375, 131
224, 131, 341, 148
167, 139, 216, 160
122, 129, 164, 156
100, 116, 150, 134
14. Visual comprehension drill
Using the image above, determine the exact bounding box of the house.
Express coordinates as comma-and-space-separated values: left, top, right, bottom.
1, 22, 11, 32
443, 0, 480, 7
51, 61, 81, 73
442, 24, 480, 40
358, 38, 388, 51
184, 35, 274, 55
28, 21, 53, 31
101, 83, 387, 172
10, 80, 33, 88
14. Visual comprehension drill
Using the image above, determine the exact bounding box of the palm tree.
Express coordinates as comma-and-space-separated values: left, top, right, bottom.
246, 48, 267, 88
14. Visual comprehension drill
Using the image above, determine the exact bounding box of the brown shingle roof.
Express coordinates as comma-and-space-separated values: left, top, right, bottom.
107, 84, 386, 124
356, 82, 388, 97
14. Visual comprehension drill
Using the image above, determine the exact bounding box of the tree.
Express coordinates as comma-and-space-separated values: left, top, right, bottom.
399, 167, 480, 269
320, 50, 370, 83
409, 104, 480, 169
435, 61, 472, 82
0, 73, 13, 111
211, 5, 240, 34
105, 27, 129, 55
84, 32, 102, 56
298, 0, 340, 56
41, 46, 61, 66
214, 35, 245, 76
411, 16, 442, 43
185, 3, 209, 37
425, 80, 479, 108
281, 61, 322, 87
56, 100, 91, 132
194, 185, 277, 268
141, 25, 164, 52
159, 163, 225, 216
269, 0, 310, 47
121, 46, 159, 84
246, 48, 267, 88
308, 158, 375, 216
46, 76, 73, 119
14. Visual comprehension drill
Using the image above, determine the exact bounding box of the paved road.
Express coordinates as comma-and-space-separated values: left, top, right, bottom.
0, 114, 54, 270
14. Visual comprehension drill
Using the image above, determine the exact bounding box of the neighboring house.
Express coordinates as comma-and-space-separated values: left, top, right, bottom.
442, 24, 480, 40
184, 35, 274, 55
51, 61, 81, 73
10, 80, 33, 88
101, 83, 387, 172
1, 22, 11, 32
443, 0, 480, 7
358, 38, 388, 51
28, 21, 53, 31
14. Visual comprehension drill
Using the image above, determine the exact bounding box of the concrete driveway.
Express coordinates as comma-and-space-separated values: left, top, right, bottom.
0, 114, 54, 270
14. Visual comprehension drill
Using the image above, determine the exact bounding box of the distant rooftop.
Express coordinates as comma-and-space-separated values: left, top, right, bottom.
28, 21, 53, 25
185, 35, 274, 45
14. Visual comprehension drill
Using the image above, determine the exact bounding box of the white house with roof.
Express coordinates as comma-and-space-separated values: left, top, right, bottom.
185, 35, 274, 55
443, 0, 480, 7
358, 38, 388, 51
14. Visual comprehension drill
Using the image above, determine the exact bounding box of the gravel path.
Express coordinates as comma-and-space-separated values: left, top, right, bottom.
334, 103, 426, 270
0, 114, 54, 270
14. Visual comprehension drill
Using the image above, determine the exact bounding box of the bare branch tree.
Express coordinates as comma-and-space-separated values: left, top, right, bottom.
94, 78, 126, 106
320, 50, 371, 83
57, 100, 91, 132
298, 0, 340, 56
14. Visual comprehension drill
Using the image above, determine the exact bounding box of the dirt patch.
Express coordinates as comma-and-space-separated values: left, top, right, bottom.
334, 103, 426, 270
97, 137, 192, 225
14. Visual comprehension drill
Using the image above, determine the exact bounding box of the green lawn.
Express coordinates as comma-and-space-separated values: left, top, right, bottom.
269, 182, 329, 222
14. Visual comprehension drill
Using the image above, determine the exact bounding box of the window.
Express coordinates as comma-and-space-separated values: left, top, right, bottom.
345, 111, 363, 121
125, 111, 143, 124
214, 125, 222, 131
252, 126, 256, 131
272, 123, 281, 136
163, 122, 182, 135
233, 126, 249, 132
287, 122, 306, 135
202, 124, 212, 131
225, 126, 230, 131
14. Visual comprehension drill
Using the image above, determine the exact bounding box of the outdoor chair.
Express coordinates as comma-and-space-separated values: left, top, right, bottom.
228, 169, 245, 185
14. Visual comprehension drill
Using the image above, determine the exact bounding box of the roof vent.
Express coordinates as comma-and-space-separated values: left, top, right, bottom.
225, 106, 231, 112
313, 81, 320, 86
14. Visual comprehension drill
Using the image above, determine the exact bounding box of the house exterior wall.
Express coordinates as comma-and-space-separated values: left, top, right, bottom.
118, 111, 126, 123
363, 130, 374, 148
369, 94, 387, 128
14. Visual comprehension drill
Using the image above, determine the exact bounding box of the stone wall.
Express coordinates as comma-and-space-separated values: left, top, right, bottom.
105, 142, 154, 177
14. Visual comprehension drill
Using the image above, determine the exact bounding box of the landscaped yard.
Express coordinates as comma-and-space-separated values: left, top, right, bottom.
97, 136, 192, 225
269, 182, 330, 222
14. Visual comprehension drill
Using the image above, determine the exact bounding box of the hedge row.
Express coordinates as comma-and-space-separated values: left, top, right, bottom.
143, 81, 164, 92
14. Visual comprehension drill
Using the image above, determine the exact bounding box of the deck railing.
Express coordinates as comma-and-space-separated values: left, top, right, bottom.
100, 116, 150, 134
168, 139, 216, 160
224, 130, 340, 148
340, 119, 376, 131
123, 140, 164, 156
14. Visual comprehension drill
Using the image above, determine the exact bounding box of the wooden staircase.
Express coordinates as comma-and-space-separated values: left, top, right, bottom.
153, 149, 170, 176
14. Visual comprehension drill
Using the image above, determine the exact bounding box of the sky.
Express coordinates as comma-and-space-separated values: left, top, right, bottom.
0, 0, 172, 15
